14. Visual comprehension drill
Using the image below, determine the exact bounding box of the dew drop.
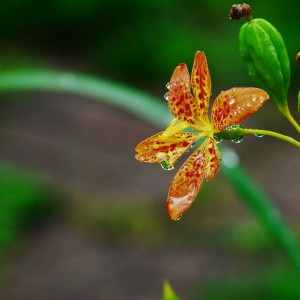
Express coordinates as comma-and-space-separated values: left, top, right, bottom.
231, 136, 243, 143
166, 82, 170, 89
175, 214, 182, 221
226, 124, 237, 131
164, 92, 169, 101
160, 160, 174, 171
229, 98, 236, 105
214, 135, 223, 144
254, 133, 265, 137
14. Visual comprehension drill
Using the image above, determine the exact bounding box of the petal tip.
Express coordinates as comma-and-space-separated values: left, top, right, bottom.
167, 197, 183, 221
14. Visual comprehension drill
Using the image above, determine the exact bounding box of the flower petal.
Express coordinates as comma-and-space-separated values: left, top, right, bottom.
191, 51, 211, 120
135, 131, 199, 166
204, 137, 221, 180
168, 63, 201, 125
166, 137, 220, 220
211, 87, 269, 132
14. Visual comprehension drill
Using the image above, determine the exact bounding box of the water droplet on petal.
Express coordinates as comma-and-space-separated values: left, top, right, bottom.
175, 214, 182, 221
164, 92, 169, 101
229, 98, 236, 105
254, 133, 265, 137
251, 95, 257, 102
160, 160, 174, 171
166, 82, 170, 89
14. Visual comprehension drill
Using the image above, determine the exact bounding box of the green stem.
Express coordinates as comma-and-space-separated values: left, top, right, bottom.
280, 105, 300, 134
221, 153, 300, 273
242, 128, 300, 148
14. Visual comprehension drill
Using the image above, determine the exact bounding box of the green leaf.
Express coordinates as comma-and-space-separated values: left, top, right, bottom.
163, 281, 180, 300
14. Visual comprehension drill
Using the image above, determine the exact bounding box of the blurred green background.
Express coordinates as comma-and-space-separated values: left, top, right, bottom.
0, 0, 299, 299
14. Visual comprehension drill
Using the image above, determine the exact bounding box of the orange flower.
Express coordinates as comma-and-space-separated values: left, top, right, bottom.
135, 51, 269, 220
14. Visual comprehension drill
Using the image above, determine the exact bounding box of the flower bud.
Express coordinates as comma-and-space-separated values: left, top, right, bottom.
239, 18, 290, 111
229, 3, 252, 20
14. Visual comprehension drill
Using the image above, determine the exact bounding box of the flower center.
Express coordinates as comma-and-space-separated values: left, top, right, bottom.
159, 118, 212, 143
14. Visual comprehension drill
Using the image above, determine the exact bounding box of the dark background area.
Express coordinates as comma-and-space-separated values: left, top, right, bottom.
0, 0, 299, 299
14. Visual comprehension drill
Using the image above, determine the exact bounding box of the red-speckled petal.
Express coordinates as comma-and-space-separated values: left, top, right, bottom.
168, 63, 201, 125
166, 137, 220, 220
135, 132, 199, 166
211, 88, 269, 132
204, 137, 221, 180
191, 51, 211, 120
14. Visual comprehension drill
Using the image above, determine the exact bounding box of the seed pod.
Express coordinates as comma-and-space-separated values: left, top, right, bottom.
239, 18, 290, 111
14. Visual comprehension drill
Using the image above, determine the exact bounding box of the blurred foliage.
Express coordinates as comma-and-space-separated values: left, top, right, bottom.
0, 162, 59, 262
164, 281, 180, 300
196, 266, 300, 300
0, 0, 300, 91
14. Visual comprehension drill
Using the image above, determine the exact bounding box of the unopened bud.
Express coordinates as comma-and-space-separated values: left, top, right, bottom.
229, 3, 252, 21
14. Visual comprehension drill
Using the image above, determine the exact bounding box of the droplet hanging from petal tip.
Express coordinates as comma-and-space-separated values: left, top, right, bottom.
175, 214, 182, 221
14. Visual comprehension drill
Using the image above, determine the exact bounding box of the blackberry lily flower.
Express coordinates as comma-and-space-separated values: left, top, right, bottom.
135, 51, 269, 220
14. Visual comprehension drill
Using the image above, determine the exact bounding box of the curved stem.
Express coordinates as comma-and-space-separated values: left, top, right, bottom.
221, 157, 300, 273
280, 105, 300, 134
242, 128, 300, 148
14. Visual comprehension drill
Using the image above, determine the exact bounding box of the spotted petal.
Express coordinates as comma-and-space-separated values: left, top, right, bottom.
204, 137, 221, 180
166, 137, 220, 220
135, 132, 199, 167
168, 63, 201, 125
191, 51, 211, 121
211, 87, 269, 132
